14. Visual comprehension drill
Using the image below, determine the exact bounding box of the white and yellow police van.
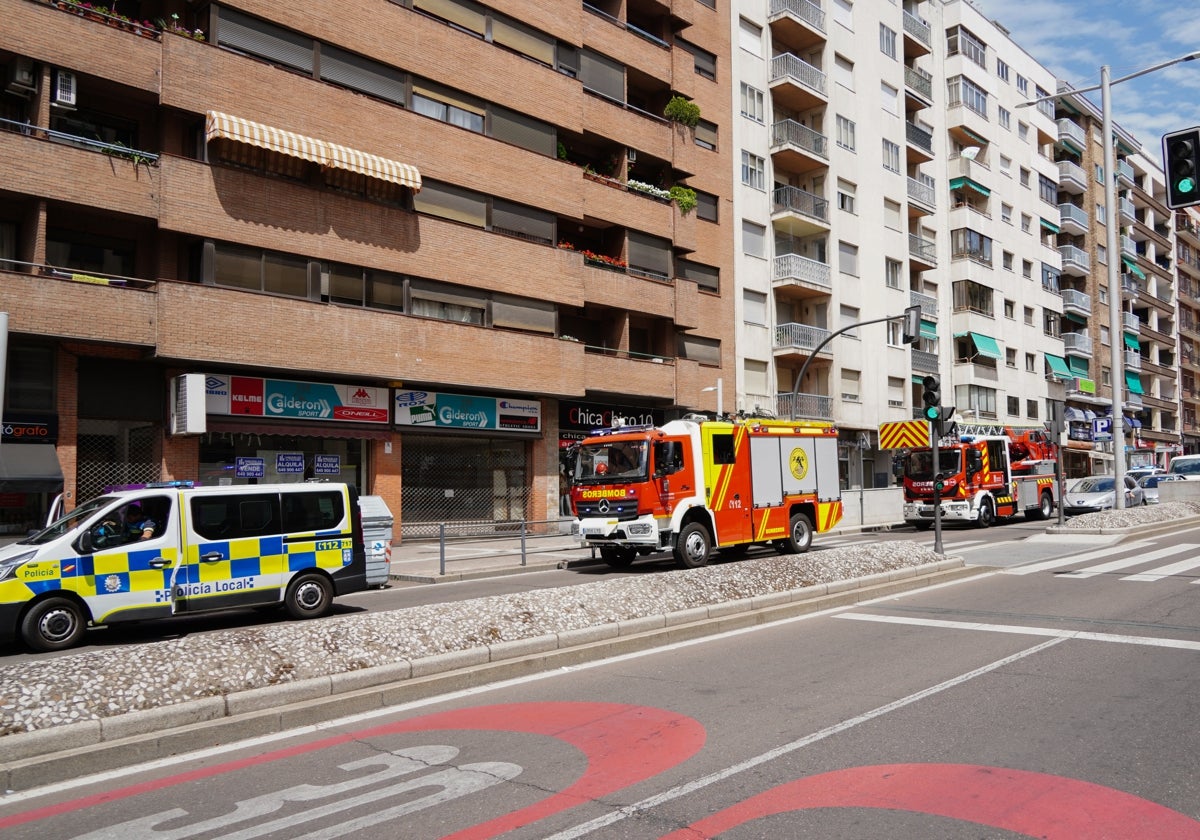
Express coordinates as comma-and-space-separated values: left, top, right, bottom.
0, 482, 368, 651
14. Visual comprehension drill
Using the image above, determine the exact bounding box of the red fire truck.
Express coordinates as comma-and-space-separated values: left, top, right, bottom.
571, 416, 843, 568
901, 427, 1059, 528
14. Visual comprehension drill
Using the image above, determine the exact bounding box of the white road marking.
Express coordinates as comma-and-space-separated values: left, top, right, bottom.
836, 612, 1200, 651
1055, 544, 1196, 579
1003, 541, 1153, 575
1121, 548, 1200, 582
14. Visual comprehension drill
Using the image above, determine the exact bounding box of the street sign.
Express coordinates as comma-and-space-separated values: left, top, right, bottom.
1092, 416, 1113, 441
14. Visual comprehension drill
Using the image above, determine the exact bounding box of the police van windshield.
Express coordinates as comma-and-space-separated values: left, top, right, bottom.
21, 496, 118, 545
904, 449, 963, 481
574, 440, 648, 483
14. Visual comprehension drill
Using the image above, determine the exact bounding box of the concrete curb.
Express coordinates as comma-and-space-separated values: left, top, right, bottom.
0, 559, 980, 791
1045, 513, 1200, 540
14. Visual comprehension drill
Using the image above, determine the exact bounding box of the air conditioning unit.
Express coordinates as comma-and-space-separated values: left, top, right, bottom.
5, 57, 36, 96
170, 374, 208, 436
51, 69, 76, 109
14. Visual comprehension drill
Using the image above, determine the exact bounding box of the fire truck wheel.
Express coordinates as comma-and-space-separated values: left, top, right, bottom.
976, 497, 996, 528
913, 521, 932, 531
674, 522, 712, 569
600, 546, 637, 569
780, 512, 813, 554
1026, 492, 1053, 521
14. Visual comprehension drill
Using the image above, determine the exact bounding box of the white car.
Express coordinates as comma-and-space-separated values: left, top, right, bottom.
1167, 455, 1200, 480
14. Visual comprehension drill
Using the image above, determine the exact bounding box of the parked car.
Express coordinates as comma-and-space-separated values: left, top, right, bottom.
1063, 475, 1145, 515
1137, 473, 1186, 504
1126, 466, 1165, 482
1167, 455, 1200, 480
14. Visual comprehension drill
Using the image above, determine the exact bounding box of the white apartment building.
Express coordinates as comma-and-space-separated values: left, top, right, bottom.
730, 0, 1065, 489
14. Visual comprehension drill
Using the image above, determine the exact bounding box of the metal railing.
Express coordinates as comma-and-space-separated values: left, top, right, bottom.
424, 518, 578, 576
773, 253, 831, 287
907, 176, 936, 208
0, 258, 155, 288
909, 234, 937, 264
1060, 287, 1092, 314
771, 119, 828, 159
775, 322, 832, 352
904, 65, 933, 100
909, 289, 937, 317
906, 121, 934, 153
1056, 118, 1086, 149
0, 116, 160, 164
775, 391, 834, 420
769, 0, 825, 32
903, 10, 931, 47
772, 185, 829, 222
770, 53, 827, 97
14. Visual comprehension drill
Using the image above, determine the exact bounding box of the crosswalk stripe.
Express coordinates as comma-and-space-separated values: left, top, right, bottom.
1057, 544, 1196, 579
1004, 541, 1152, 575
1121, 547, 1200, 581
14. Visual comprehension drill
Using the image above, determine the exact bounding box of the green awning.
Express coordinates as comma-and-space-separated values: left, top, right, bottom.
961, 127, 989, 146
1122, 257, 1145, 280
1040, 218, 1060, 234
949, 177, 991, 197
919, 320, 938, 340
1063, 311, 1088, 325
1124, 332, 1140, 351
969, 332, 1002, 360
1067, 356, 1089, 376
1125, 370, 1144, 395
1061, 138, 1084, 156
1045, 353, 1073, 380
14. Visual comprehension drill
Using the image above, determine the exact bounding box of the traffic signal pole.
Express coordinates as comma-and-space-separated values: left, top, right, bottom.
931, 422, 943, 555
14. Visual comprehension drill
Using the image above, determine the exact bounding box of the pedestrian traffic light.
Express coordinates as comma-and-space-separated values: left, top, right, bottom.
1164, 127, 1200, 209
921, 375, 941, 422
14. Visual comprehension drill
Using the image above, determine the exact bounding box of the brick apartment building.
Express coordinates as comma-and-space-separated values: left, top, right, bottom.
0, 0, 734, 535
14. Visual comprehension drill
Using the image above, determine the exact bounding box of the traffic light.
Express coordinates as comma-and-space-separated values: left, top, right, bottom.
1164, 127, 1200, 209
933, 472, 946, 493
901, 304, 922, 345
921, 375, 941, 422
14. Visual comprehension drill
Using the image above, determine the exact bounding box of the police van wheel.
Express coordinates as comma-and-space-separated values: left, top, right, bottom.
284, 573, 333, 620
21, 597, 86, 652
674, 522, 711, 569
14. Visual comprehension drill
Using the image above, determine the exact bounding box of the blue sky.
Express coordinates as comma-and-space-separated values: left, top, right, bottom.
970, 0, 1200, 164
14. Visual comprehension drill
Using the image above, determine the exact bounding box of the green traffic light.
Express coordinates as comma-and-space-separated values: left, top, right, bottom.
1178, 177, 1198, 195
923, 406, 940, 421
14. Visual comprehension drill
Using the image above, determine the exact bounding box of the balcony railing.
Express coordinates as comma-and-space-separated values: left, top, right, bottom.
1062, 332, 1092, 355
0, 116, 160, 165
902, 10, 931, 47
912, 348, 939, 373
771, 119, 828, 159
775, 322, 832, 352
1121, 235, 1137, 257
1059, 244, 1091, 273
1117, 158, 1135, 185
904, 65, 933, 100
1119, 197, 1136, 221
906, 121, 934, 153
1056, 118, 1086, 149
907, 176, 936, 209
1058, 203, 1088, 230
776, 391, 834, 420
772, 185, 829, 223
770, 53, 827, 97
909, 289, 937, 318
769, 0, 825, 32
1124, 311, 1141, 331
1060, 287, 1091, 314
909, 234, 937, 264
1058, 159, 1087, 190
1125, 350, 1142, 370
773, 253, 832, 287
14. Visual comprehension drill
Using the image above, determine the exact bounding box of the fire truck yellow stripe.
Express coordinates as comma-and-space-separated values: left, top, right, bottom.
711, 425, 747, 509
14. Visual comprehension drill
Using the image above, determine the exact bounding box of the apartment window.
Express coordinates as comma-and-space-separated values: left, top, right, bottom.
694, 190, 718, 222
744, 360, 769, 398
947, 25, 986, 67
1016, 74, 1028, 95
677, 258, 719, 292
1004, 299, 1015, 319
1095, 202, 1106, 224
951, 227, 993, 265
967, 385, 997, 417
409, 278, 486, 325
680, 39, 716, 80
880, 23, 897, 58
738, 18, 762, 55
1022, 260, 1033, 279
838, 241, 859, 276
1019, 167, 1031, 187
740, 83, 765, 123
884, 199, 902, 230
880, 81, 898, 115
1025, 352, 1036, 373
1007, 396, 1020, 416
491, 198, 555, 245
1001, 203, 1013, 224
1044, 310, 1061, 338
947, 75, 988, 117
1026, 400, 1038, 420
1000, 155, 1012, 175
1097, 244, 1107, 265
412, 82, 485, 133
743, 289, 767, 325
1100, 326, 1110, 346
840, 305, 861, 337
742, 220, 766, 258
741, 151, 766, 190
1002, 251, 1014, 271
834, 55, 854, 90
887, 321, 903, 346
1098, 285, 1108, 305
952, 279, 993, 316
885, 257, 902, 288
1021, 214, 1032, 233
1043, 264, 1061, 292
998, 107, 1011, 130
996, 58, 1009, 82
678, 335, 721, 366
836, 115, 857, 151
1018, 122, 1030, 142
841, 369, 861, 402
1006, 348, 1017, 368
213, 243, 309, 299
837, 179, 857, 214
1024, 306, 1034, 325
882, 139, 900, 172
1039, 174, 1056, 204
833, 0, 853, 29
694, 119, 718, 150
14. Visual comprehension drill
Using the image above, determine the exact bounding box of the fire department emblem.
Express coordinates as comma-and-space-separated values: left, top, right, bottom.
789, 447, 809, 480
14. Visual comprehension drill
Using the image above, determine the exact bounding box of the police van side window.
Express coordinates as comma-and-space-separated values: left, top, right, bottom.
191, 494, 283, 540
281, 491, 345, 532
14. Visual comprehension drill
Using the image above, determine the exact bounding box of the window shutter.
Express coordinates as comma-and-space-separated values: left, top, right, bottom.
677, 259, 719, 292
490, 199, 555, 245
490, 106, 555, 157
627, 231, 671, 278
414, 181, 487, 226
320, 46, 407, 105
414, 0, 485, 34
579, 49, 625, 101
491, 17, 555, 65
492, 295, 556, 333
217, 9, 313, 73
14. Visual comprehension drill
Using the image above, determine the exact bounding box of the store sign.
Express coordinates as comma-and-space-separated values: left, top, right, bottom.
276, 453, 305, 474
235, 457, 265, 478
205, 375, 389, 424
314, 454, 342, 475
2, 415, 58, 444
394, 390, 541, 432
558, 401, 665, 444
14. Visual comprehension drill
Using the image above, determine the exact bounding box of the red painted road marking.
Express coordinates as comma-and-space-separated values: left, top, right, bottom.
0, 702, 706, 839
659, 763, 1200, 839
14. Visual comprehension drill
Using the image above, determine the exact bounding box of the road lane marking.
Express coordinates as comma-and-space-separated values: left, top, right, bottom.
835, 613, 1200, 650
1121, 550, 1200, 581
1003, 541, 1153, 575
1055, 544, 1198, 579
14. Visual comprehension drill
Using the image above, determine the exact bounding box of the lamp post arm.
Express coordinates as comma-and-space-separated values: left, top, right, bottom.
1016, 50, 1200, 107
788, 313, 906, 420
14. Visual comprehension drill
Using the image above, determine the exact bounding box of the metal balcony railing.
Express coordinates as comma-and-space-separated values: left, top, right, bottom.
1059, 244, 1091, 272
906, 121, 933, 153
770, 53, 827, 97
771, 119, 828, 159
909, 290, 937, 318
1062, 332, 1092, 355
904, 65, 933, 100
909, 234, 937, 263
1059, 287, 1092, 314
907, 176, 936, 208
773, 253, 832, 287
902, 10, 931, 47
1058, 203, 1088, 230
776, 391, 834, 420
769, 0, 825, 32
1056, 118, 1086, 149
772, 185, 829, 223
775, 322, 832, 352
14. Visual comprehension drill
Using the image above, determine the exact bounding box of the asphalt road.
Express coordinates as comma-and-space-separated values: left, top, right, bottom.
4, 521, 1199, 837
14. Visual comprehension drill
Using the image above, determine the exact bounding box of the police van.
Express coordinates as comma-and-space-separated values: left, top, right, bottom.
0, 482, 368, 651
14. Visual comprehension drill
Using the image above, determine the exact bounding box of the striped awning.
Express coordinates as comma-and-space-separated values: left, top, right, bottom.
204, 111, 421, 191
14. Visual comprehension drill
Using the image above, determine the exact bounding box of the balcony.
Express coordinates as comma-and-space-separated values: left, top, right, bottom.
1119, 197, 1136, 223
1059, 244, 1091, 276
1060, 287, 1092, 317
1056, 118, 1086, 153
776, 391, 834, 420
902, 10, 932, 57
1124, 311, 1141, 332
905, 121, 934, 163
909, 234, 937, 269
1058, 203, 1088, 236
770, 53, 828, 112
770, 119, 829, 175
1121, 235, 1137, 258
771, 185, 830, 236
904, 65, 934, 109
910, 289, 937, 319
773, 253, 832, 299
1057, 159, 1087, 194
1117, 158, 1135, 186
911, 348, 939, 373
1062, 331, 1092, 357
1121, 275, 1140, 300
1125, 350, 1142, 370
907, 176, 936, 214
767, 0, 826, 51
774, 322, 834, 361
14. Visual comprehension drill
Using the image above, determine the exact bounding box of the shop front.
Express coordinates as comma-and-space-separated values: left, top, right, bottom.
198, 374, 389, 491
0, 415, 64, 534
394, 390, 542, 537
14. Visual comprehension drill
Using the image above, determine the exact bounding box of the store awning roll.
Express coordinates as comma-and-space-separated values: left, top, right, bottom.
325, 141, 422, 191
205, 111, 329, 166
1045, 353, 1073, 380
0, 444, 65, 493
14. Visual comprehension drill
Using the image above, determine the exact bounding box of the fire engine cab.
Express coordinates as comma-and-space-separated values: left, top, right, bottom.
902, 427, 1059, 528
571, 416, 843, 569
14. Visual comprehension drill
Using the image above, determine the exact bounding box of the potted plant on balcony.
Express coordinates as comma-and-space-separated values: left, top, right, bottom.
663, 95, 700, 128
670, 185, 697, 215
